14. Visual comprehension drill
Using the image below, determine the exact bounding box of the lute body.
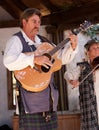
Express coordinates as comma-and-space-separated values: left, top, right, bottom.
14, 42, 62, 92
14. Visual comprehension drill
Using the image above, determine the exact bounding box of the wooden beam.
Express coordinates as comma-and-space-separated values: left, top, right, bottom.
42, 1, 99, 27
41, 0, 61, 13
1, 0, 23, 19
13, 0, 27, 11
0, 1, 98, 29
0, 20, 19, 28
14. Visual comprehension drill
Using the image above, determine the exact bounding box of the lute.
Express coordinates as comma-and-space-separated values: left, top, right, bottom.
14, 20, 92, 92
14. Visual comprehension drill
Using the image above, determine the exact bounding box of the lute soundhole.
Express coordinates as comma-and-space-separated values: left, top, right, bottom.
41, 53, 55, 72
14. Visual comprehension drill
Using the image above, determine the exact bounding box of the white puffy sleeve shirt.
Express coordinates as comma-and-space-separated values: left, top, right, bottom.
3, 30, 78, 71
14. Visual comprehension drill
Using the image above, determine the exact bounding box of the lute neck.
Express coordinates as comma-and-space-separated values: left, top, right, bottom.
48, 38, 70, 56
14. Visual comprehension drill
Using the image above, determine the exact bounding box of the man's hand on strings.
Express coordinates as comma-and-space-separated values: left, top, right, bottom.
34, 55, 53, 68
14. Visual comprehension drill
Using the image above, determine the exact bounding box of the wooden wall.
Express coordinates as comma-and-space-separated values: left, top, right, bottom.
58, 113, 81, 130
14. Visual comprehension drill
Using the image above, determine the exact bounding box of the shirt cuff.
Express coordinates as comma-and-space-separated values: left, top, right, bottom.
27, 54, 34, 68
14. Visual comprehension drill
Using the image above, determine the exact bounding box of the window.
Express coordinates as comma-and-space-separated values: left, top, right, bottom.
7, 70, 16, 109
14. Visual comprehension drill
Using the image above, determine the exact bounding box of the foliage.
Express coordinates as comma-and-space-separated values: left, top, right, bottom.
83, 23, 99, 42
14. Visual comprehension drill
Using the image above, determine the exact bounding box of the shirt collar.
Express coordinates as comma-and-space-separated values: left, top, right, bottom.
21, 30, 41, 46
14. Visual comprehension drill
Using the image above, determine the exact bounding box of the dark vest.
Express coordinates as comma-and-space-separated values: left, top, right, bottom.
14, 31, 59, 114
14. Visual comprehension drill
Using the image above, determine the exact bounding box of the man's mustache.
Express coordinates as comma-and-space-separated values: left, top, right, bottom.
34, 27, 39, 31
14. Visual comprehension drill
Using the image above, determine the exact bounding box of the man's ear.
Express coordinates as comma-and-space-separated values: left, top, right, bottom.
22, 19, 27, 27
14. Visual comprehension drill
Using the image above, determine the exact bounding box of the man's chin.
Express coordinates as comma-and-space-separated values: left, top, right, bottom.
34, 29, 39, 34
31, 31, 39, 36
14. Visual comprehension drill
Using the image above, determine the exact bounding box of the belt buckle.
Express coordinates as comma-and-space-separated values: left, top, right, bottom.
43, 112, 51, 122
45, 114, 51, 122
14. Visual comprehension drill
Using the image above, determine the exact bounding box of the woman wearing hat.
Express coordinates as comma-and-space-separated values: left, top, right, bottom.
67, 39, 99, 130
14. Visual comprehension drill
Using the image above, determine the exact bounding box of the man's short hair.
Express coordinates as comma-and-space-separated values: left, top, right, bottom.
20, 8, 41, 28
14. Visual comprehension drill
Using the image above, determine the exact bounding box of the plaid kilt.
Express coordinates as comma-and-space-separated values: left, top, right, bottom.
19, 111, 58, 130
19, 97, 58, 130
79, 62, 99, 130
